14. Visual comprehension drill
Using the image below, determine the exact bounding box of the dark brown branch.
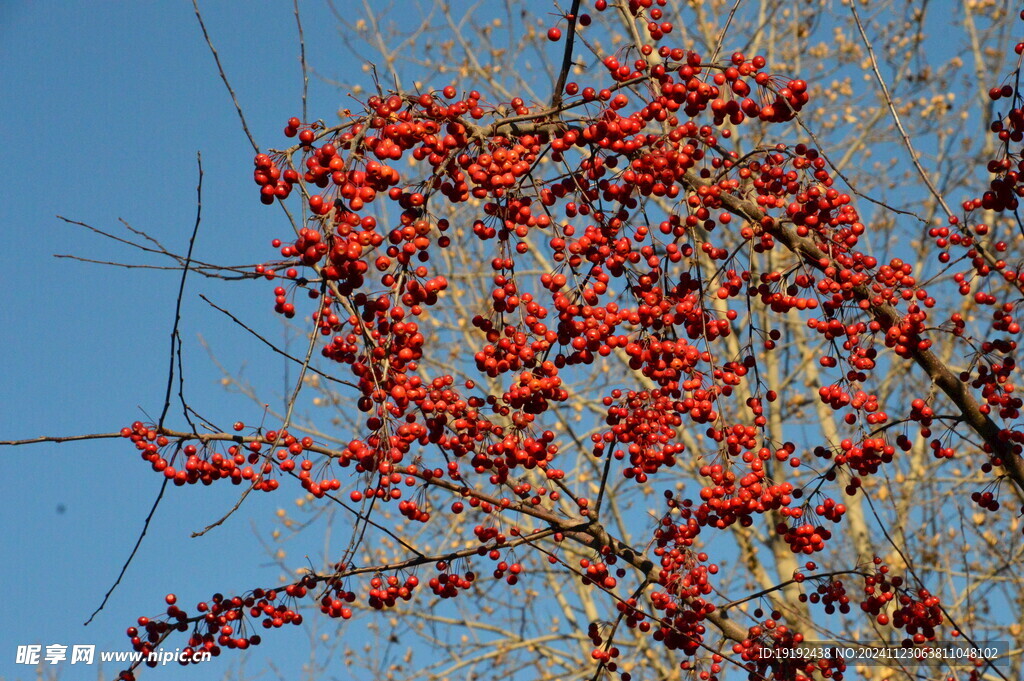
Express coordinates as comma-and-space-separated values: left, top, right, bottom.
550, 0, 583, 110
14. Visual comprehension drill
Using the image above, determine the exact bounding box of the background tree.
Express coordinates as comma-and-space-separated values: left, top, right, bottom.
5, 1, 1024, 680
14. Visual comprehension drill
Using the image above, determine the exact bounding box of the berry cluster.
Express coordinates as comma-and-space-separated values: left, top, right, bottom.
594, 389, 685, 481
121, 422, 280, 492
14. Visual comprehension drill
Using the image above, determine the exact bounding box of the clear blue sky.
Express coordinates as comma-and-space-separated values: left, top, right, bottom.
0, 2, 362, 679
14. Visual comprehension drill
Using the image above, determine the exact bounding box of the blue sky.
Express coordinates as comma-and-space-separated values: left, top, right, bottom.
0, 2, 350, 679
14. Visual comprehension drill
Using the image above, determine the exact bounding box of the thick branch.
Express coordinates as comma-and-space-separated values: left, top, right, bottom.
678, 168, 1024, 493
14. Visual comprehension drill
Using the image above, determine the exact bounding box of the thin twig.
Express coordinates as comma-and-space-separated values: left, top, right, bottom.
710, 0, 744, 64
862, 492, 1010, 681
119, 217, 172, 253
191, 281, 325, 537
84, 154, 205, 625
593, 448, 615, 519
57, 216, 170, 257
294, 0, 309, 122
847, 0, 951, 217
588, 578, 650, 681
790, 115, 929, 222
159, 153, 203, 428
192, 0, 258, 152
56, 215, 261, 278
0, 433, 122, 446
198, 293, 357, 388
83, 477, 169, 627
848, 0, 1024, 299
